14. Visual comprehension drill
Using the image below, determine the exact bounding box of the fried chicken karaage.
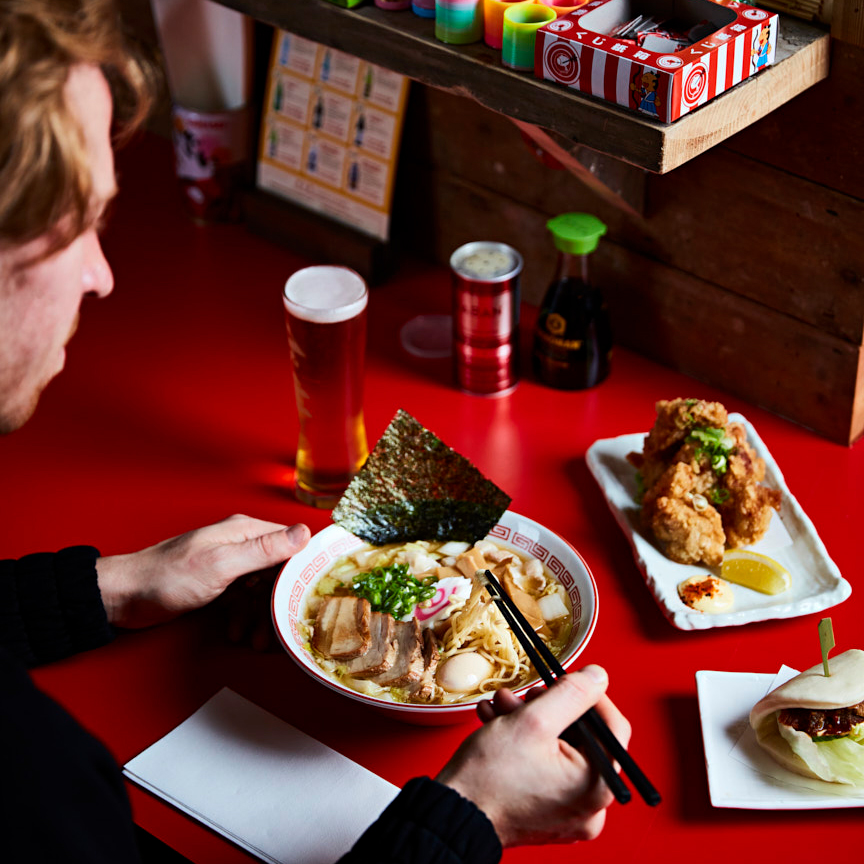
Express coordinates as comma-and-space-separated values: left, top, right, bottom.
628, 398, 781, 566
642, 462, 726, 566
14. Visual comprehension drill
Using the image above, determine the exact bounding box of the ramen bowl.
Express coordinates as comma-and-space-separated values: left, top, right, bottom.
272, 510, 598, 724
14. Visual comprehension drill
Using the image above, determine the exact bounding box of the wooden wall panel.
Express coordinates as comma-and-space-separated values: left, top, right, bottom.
645, 148, 864, 344
595, 244, 862, 444
853, 348, 864, 437
832, 0, 864, 47
724, 41, 864, 197
402, 86, 647, 240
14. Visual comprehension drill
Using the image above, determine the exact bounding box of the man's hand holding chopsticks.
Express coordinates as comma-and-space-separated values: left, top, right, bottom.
435, 665, 631, 847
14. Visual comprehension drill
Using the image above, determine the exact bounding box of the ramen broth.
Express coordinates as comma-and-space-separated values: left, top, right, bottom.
303, 538, 572, 704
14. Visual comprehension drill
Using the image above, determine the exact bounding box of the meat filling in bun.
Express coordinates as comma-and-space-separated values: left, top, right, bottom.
750, 649, 864, 786
778, 704, 864, 740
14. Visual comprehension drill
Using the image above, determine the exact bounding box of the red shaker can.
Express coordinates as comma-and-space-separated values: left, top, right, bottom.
450, 241, 523, 396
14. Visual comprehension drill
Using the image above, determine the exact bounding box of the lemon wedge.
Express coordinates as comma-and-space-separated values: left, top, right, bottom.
721, 550, 791, 595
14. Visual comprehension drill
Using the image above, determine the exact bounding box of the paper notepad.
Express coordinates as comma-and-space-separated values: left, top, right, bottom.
123, 688, 399, 864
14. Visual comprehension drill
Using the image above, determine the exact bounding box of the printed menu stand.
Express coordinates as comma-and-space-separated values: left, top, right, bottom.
246, 30, 410, 283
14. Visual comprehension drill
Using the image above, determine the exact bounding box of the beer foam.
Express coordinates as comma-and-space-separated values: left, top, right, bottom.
283, 266, 368, 323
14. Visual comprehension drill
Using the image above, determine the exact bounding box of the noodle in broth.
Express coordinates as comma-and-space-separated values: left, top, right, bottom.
303, 538, 571, 704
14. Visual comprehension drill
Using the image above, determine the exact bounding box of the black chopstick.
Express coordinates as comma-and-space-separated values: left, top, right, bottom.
481, 569, 661, 807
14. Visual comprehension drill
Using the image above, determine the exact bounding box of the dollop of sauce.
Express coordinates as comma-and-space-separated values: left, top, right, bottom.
678, 574, 734, 613
437, 653, 494, 693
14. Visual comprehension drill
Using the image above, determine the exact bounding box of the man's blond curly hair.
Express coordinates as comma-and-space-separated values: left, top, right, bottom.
0, 0, 158, 257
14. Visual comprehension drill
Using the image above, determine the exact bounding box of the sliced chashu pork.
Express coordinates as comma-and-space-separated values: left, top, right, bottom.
344, 611, 397, 678
370, 618, 425, 687
312, 596, 372, 660
406, 629, 441, 702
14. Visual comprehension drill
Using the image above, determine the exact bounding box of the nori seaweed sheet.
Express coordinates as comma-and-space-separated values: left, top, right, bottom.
331, 409, 511, 545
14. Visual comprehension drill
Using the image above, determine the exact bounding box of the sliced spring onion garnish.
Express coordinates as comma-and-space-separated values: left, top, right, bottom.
352, 563, 437, 619
709, 487, 731, 505
686, 426, 735, 475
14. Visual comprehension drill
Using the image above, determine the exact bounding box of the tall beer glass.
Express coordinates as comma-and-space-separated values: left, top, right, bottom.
283, 266, 369, 508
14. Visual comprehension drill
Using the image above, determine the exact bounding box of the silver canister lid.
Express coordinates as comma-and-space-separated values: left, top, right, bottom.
450, 241, 523, 283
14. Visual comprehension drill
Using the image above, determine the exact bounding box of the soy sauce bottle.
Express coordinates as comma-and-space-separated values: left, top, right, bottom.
532, 213, 612, 390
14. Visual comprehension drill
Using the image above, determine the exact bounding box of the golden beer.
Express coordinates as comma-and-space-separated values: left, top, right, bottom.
283, 266, 369, 508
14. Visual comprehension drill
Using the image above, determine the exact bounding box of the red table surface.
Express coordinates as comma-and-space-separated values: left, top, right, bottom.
5, 135, 863, 862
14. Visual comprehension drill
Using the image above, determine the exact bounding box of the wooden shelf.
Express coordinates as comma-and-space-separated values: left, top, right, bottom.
216, 0, 829, 173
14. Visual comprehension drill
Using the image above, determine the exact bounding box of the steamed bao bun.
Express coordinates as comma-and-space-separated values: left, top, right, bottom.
750, 649, 864, 786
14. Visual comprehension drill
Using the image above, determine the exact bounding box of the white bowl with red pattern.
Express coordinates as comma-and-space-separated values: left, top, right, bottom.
272, 510, 598, 724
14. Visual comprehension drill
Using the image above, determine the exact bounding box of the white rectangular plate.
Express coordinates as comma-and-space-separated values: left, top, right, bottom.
586, 414, 850, 629
696, 670, 864, 809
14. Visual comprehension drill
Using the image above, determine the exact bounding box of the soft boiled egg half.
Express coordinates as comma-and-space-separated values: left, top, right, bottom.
437, 653, 495, 693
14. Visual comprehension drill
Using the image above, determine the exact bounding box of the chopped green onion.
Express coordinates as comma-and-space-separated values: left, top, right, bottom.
352, 563, 437, 619
709, 487, 731, 505
684, 398, 698, 422
686, 427, 735, 476
634, 470, 646, 505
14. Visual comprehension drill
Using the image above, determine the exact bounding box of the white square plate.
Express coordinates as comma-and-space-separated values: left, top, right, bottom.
696, 669, 864, 809
585, 413, 851, 629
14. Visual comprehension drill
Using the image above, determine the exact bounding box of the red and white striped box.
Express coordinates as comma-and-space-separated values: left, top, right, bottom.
534, 0, 778, 123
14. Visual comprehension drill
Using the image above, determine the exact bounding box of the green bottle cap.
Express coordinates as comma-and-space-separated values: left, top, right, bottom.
547, 212, 607, 255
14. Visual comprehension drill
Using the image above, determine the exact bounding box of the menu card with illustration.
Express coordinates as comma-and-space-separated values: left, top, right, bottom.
257, 31, 409, 241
